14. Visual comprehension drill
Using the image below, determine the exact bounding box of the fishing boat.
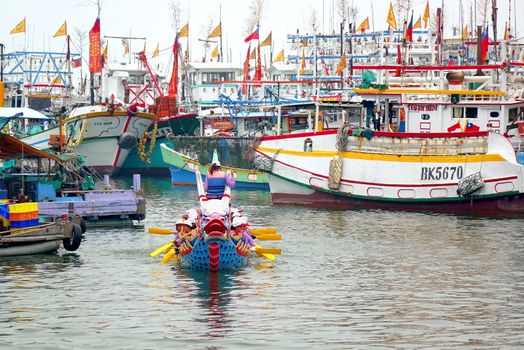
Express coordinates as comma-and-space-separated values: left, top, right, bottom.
160, 143, 269, 189
255, 101, 524, 216
21, 104, 156, 175
149, 170, 280, 270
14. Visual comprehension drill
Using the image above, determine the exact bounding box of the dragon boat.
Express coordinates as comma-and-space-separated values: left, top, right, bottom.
149, 169, 280, 270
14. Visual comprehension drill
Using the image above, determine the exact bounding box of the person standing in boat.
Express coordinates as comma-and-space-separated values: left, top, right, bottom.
204, 160, 236, 199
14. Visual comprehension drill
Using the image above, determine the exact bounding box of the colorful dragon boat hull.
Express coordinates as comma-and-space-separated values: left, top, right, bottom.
22, 106, 156, 175
179, 237, 248, 270
256, 130, 524, 216
160, 143, 269, 190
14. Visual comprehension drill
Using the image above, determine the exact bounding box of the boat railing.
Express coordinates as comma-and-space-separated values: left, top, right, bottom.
404, 91, 505, 104
346, 133, 488, 156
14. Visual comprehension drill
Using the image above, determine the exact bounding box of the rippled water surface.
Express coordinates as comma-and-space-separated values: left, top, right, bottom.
1, 177, 524, 349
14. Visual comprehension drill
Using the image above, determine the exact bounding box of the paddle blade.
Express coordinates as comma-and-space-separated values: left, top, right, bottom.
150, 242, 174, 257
255, 234, 281, 241
148, 227, 173, 235
161, 248, 175, 264
254, 244, 277, 261
255, 247, 282, 255
172, 252, 180, 263
250, 227, 277, 235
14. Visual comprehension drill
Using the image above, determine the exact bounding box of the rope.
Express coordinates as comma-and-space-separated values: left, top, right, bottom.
336, 122, 351, 152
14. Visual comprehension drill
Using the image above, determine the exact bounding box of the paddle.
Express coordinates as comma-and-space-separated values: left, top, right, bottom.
255, 234, 281, 241
255, 247, 282, 255
249, 227, 277, 235
148, 227, 173, 235
161, 248, 176, 263
254, 244, 276, 261
150, 241, 174, 257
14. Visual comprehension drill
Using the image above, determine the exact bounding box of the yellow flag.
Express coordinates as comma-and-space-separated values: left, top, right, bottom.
51, 75, 62, 85
423, 0, 430, 28
274, 49, 284, 63
103, 42, 108, 62
208, 23, 222, 38
10, 18, 26, 34
503, 22, 508, 41
336, 52, 346, 75
53, 21, 67, 37
261, 32, 272, 47
300, 49, 306, 75
413, 16, 422, 29
461, 25, 468, 40
123, 39, 129, 55
152, 42, 159, 58
249, 48, 256, 59
143, 41, 146, 53
179, 23, 189, 38
386, 2, 397, 30
356, 17, 369, 33
211, 46, 219, 59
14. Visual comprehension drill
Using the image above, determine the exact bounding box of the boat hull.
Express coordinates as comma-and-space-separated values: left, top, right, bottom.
22, 109, 155, 176
0, 240, 61, 257
161, 143, 269, 190
179, 238, 248, 270
258, 130, 524, 216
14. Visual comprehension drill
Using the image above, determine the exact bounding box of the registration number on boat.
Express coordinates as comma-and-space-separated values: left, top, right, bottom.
421, 166, 463, 181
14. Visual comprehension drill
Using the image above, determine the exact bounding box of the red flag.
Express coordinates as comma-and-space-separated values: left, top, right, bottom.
71, 58, 82, 68
168, 36, 180, 97
254, 43, 262, 84
481, 25, 489, 62
88, 18, 102, 73
242, 44, 251, 95
406, 13, 414, 43
244, 27, 259, 43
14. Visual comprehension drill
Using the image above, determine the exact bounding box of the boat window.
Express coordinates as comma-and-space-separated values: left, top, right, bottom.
489, 111, 499, 118
509, 108, 518, 122
421, 114, 430, 120
465, 107, 478, 119
452, 107, 464, 118
304, 138, 313, 152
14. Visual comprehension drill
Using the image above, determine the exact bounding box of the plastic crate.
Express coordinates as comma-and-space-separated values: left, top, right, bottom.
0, 203, 8, 220
9, 211, 38, 221
9, 202, 39, 213
10, 219, 39, 229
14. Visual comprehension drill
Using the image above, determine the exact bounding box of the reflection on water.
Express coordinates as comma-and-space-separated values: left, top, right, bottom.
1, 177, 524, 349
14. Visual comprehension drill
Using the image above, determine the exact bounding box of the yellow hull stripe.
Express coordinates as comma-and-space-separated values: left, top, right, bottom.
257, 147, 506, 163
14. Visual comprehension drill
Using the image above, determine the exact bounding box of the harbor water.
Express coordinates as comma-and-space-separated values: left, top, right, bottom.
1, 177, 524, 349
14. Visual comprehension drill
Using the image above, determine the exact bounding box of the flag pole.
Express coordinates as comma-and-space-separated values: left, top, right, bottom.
219, 4, 223, 62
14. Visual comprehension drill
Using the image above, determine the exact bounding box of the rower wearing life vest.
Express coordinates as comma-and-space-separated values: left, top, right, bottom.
203, 150, 236, 199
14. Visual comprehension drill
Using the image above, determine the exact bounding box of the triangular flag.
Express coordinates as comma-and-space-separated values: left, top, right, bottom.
152, 42, 159, 58
10, 18, 26, 34
179, 23, 189, 38
274, 49, 284, 63
503, 22, 508, 41
51, 75, 62, 85
413, 16, 422, 29
53, 21, 67, 37
261, 32, 272, 47
211, 46, 219, 59
249, 47, 256, 60
356, 17, 369, 33
102, 42, 108, 63
208, 23, 222, 38
336, 52, 346, 75
244, 27, 260, 43
423, 0, 430, 28
386, 2, 397, 30
461, 25, 468, 40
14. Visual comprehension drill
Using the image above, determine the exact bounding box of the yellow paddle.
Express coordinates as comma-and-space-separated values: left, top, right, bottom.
254, 244, 276, 261
148, 227, 173, 235
150, 241, 174, 257
249, 227, 277, 235
255, 247, 282, 255
161, 248, 176, 263
255, 234, 281, 241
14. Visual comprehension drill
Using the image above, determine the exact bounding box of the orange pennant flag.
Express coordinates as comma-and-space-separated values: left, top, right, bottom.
152, 42, 159, 58
386, 2, 397, 30
336, 52, 346, 75
53, 21, 67, 37
356, 17, 369, 33
10, 18, 26, 34
274, 49, 284, 63
208, 23, 222, 38
211, 46, 219, 59
413, 16, 422, 29
461, 25, 468, 40
249, 47, 256, 59
300, 49, 306, 75
423, 0, 430, 28
179, 23, 189, 38
261, 32, 272, 47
